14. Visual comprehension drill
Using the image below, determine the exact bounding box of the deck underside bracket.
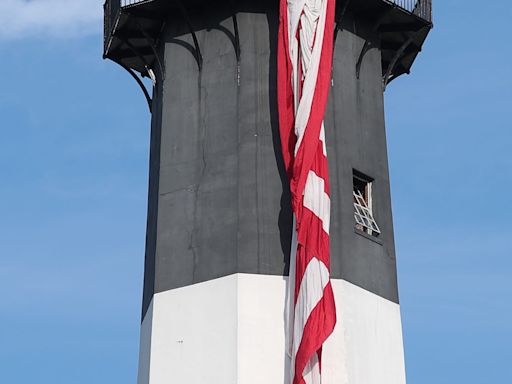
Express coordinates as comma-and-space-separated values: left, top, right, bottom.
135, 21, 166, 81
334, 0, 351, 44
355, 9, 392, 79
383, 27, 427, 90
114, 59, 153, 113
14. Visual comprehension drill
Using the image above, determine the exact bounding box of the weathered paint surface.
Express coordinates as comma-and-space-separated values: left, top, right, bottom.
141, 6, 398, 318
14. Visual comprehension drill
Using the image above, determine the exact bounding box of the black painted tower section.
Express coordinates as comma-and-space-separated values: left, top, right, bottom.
103, 0, 432, 320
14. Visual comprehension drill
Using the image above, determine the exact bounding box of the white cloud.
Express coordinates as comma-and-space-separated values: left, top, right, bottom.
0, 0, 103, 40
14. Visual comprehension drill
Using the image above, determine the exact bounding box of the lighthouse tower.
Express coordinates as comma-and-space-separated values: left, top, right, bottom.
103, 1, 432, 383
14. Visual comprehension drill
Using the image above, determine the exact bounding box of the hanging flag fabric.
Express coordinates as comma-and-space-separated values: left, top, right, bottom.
277, 0, 337, 383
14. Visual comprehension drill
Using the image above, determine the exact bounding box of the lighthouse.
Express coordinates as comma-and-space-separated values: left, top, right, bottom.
103, 1, 432, 383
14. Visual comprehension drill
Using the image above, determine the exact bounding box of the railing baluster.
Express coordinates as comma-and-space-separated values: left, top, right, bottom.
386, 0, 431, 22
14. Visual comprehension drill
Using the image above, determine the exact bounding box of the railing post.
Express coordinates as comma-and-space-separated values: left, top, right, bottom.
103, 0, 121, 53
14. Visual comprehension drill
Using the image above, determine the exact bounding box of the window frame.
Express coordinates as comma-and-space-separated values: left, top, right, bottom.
352, 170, 381, 238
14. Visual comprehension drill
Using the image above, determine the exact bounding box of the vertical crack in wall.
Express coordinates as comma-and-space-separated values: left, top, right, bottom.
189, 53, 208, 282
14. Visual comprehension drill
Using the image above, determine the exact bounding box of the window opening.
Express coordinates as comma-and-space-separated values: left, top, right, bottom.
353, 171, 381, 237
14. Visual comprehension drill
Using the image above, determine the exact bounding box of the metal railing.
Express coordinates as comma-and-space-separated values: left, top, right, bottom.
106, 0, 432, 25
121, 0, 147, 6
388, 0, 432, 22
115, 0, 433, 22
104, 0, 432, 51
104, 0, 120, 50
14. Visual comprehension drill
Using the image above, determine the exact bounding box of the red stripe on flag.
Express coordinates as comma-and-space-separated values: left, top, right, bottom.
294, 210, 331, 300
277, 0, 297, 179
277, 0, 338, 383
288, 0, 336, 214
293, 283, 337, 384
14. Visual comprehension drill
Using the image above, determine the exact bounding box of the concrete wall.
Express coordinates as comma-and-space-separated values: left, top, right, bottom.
141, 3, 399, 318
137, 274, 406, 384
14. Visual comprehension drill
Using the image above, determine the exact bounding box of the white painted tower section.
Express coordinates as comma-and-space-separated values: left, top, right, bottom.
137, 274, 406, 384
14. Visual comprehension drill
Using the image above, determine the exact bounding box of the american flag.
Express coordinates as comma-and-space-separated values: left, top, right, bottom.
277, 0, 337, 383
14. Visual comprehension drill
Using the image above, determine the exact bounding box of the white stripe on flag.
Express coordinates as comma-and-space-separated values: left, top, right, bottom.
319, 123, 327, 157
293, 257, 330, 357
303, 170, 331, 234
303, 351, 321, 384
291, 0, 328, 155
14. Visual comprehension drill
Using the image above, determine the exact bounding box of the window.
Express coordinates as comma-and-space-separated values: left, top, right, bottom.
353, 170, 381, 237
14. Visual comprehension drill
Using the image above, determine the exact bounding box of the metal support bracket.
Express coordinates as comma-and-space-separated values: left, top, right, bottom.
355, 10, 391, 79
231, 15, 241, 63
228, 0, 241, 85
226, 0, 241, 62
114, 59, 153, 113
135, 21, 166, 81
334, 0, 351, 44
175, 0, 203, 71
382, 28, 426, 90
118, 36, 156, 87
356, 40, 373, 79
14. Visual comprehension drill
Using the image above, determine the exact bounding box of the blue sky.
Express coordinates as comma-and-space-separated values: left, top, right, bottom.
0, 1, 510, 383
